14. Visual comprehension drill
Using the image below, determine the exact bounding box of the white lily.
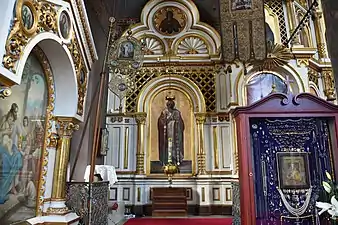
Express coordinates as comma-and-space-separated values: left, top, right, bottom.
323, 181, 332, 193
316, 196, 338, 218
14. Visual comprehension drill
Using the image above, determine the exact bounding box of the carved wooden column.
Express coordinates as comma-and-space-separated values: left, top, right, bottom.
285, 0, 300, 45
135, 113, 147, 175
48, 118, 79, 214
195, 113, 206, 175
313, 11, 328, 59
322, 69, 336, 101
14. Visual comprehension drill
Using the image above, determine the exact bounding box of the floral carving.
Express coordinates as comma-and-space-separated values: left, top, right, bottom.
142, 37, 163, 55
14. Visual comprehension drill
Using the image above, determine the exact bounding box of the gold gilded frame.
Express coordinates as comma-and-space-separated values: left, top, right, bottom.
32, 46, 55, 216
146, 86, 196, 176
16, 0, 39, 36
56, 9, 73, 41
5, 46, 55, 217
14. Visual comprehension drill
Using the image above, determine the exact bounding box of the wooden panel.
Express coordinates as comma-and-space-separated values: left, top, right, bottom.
152, 187, 187, 217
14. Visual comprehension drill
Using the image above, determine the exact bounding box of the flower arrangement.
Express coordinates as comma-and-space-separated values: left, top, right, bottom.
316, 171, 338, 221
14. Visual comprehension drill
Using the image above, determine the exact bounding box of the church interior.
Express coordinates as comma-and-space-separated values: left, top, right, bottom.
1, 0, 338, 225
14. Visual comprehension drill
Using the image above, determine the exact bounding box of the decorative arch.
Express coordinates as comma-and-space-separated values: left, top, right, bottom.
16, 33, 78, 118
296, 11, 313, 47
126, 0, 221, 63
137, 75, 206, 113
264, 5, 282, 44
309, 82, 320, 97
0, 46, 55, 218
236, 65, 304, 106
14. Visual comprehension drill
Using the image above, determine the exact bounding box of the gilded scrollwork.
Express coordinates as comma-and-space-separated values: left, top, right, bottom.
56, 118, 80, 138
32, 46, 55, 215
322, 68, 336, 101
3, 0, 87, 116
134, 113, 147, 125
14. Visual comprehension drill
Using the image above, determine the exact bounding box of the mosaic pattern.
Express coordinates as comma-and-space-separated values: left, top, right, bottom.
125, 67, 216, 112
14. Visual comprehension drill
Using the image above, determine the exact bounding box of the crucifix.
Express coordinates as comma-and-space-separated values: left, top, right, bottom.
284, 75, 294, 94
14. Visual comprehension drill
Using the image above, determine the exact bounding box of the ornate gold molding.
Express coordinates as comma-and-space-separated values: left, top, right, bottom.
32, 46, 55, 215
134, 112, 147, 174
0, 86, 12, 98
134, 112, 147, 125
3, 0, 58, 73
56, 117, 80, 138
3, 0, 87, 116
313, 11, 328, 59
322, 68, 336, 101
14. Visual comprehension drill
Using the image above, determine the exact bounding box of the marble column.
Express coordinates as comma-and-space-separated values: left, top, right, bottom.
195, 113, 206, 175
135, 113, 147, 175
285, 0, 300, 45
47, 118, 79, 214
313, 11, 328, 59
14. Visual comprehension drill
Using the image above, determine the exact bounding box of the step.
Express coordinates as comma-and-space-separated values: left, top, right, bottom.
152, 209, 187, 217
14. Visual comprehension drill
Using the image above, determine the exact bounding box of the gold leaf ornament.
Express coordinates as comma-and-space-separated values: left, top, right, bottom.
254, 43, 293, 71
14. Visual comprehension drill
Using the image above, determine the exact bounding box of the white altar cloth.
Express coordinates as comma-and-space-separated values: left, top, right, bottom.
84, 165, 118, 187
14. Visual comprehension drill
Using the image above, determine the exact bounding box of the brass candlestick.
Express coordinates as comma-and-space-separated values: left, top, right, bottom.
163, 162, 178, 187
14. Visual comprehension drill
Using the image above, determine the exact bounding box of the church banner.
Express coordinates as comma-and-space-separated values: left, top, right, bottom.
220, 0, 266, 62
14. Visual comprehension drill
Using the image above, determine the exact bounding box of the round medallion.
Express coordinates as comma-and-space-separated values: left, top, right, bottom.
59, 11, 71, 39
118, 83, 127, 91
153, 7, 187, 36
21, 4, 34, 30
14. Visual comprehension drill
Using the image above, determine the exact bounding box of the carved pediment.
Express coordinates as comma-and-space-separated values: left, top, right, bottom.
123, 0, 221, 64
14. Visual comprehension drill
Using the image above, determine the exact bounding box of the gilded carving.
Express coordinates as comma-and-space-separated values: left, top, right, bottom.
308, 68, 318, 86
3, 0, 86, 116
67, 38, 86, 116
296, 58, 309, 67
322, 69, 336, 101
46, 206, 69, 215
195, 114, 206, 124
56, 119, 80, 138
38, 1, 57, 32
33, 46, 55, 215
134, 113, 147, 125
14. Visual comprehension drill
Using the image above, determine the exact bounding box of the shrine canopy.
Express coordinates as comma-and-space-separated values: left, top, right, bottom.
232, 92, 338, 225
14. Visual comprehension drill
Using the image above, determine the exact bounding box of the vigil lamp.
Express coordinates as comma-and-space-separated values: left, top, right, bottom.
163, 162, 179, 187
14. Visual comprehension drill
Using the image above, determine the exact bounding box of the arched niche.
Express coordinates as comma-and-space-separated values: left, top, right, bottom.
264, 6, 281, 44
236, 66, 304, 106
16, 33, 78, 118
296, 11, 313, 47
137, 75, 206, 113
136, 75, 205, 175
0, 46, 54, 222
